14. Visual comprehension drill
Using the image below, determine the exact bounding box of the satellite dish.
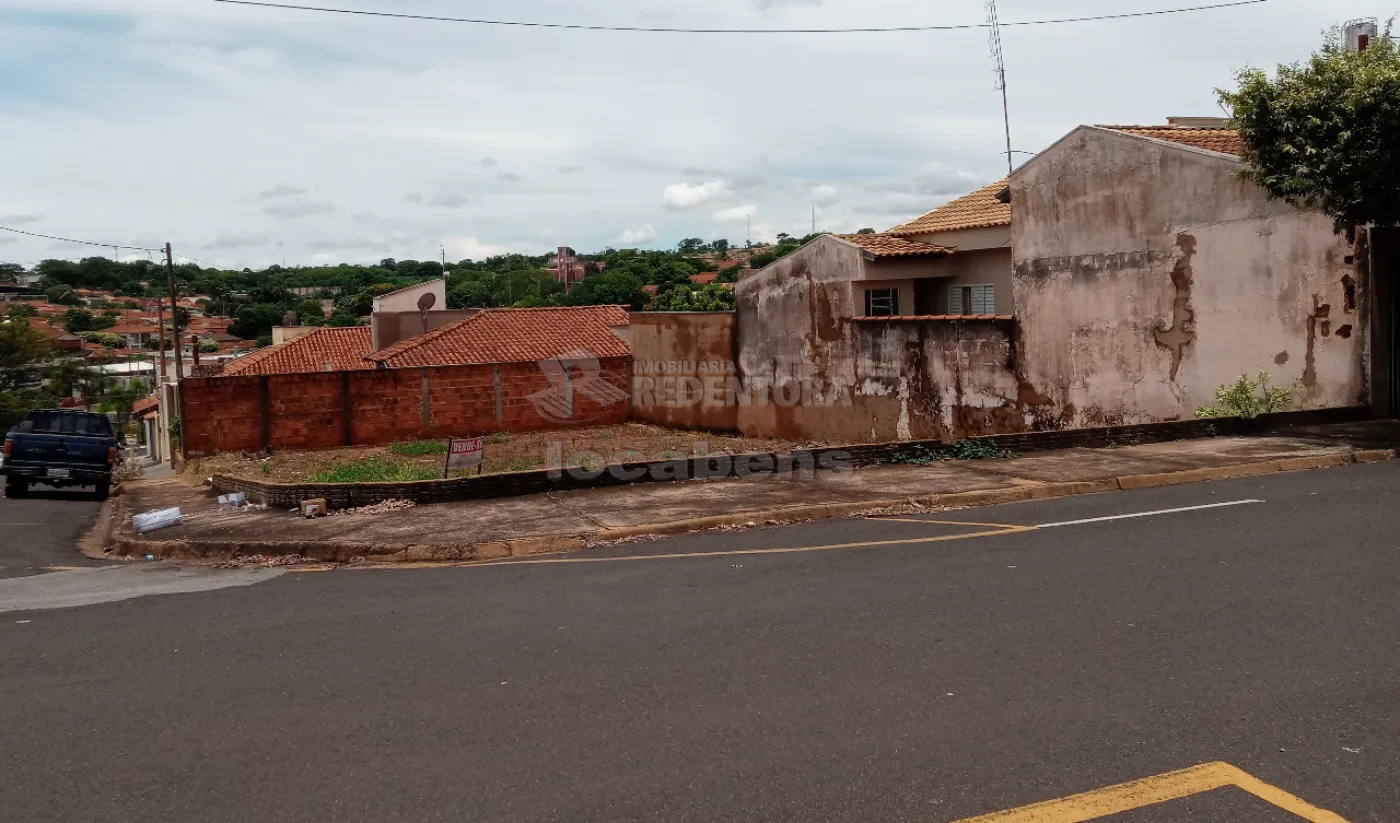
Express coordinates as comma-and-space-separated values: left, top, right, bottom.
417, 292, 437, 312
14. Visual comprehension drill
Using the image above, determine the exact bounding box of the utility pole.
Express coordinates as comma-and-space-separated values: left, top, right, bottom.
988, 0, 1014, 175
156, 302, 168, 384
164, 243, 184, 381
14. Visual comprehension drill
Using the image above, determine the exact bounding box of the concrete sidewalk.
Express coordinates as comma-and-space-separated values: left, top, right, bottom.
109, 422, 1400, 564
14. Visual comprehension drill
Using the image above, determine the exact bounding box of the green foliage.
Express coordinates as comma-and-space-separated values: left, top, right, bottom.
0, 388, 56, 432
748, 233, 825, 269
6, 304, 36, 319
83, 332, 125, 349
311, 456, 442, 483
0, 321, 53, 391
230, 304, 287, 341
45, 285, 83, 306
64, 308, 95, 333
388, 439, 449, 457
102, 379, 153, 426
198, 339, 219, 353
565, 271, 650, 310
292, 298, 327, 326
1196, 371, 1293, 419
1221, 25, 1400, 230
891, 440, 1017, 465
46, 358, 108, 403
255, 334, 273, 348
650, 283, 736, 312
327, 309, 359, 327
485, 432, 510, 445
856, 228, 877, 235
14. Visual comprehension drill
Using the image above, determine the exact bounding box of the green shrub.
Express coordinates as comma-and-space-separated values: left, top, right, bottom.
388, 440, 449, 457
1197, 372, 1292, 419
311, 457, 441, 483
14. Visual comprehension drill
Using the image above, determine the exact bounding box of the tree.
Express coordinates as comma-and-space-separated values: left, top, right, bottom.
46, 358, 102, 402
103, 378, 152, 427
710, 238, 731, 258
650, 283, 736, 312
1221, 26, 1400, 231
327, 309, 359, 327
6, 304, 35, 319
256, 334, 273, 348
0, 262, 25, 281
346, 283, 400, 317
230, 304, 286, 341
65, 308, 95, 333
198, 339, 219, 353
46, 285, 83, 306
0, 320, 53, 392
856, 228, 877, 235
565, 272, 649, 311
676, 238, 706, 254
292, 298, 327, 326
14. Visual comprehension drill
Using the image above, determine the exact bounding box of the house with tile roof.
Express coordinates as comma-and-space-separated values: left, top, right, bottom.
728, 115, 1372, 444
1006, 116, 1368, 428
221, 326, 376, 377
366, 306, 631, 369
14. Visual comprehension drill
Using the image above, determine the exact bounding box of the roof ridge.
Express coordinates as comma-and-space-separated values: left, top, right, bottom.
366, 311, 482, 362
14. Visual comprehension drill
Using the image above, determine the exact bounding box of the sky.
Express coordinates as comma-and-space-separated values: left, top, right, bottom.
0, 0, 1381, 270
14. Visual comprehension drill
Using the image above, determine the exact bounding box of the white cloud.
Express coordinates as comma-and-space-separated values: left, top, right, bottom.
403, 193, 424, 204
614, 225, 658, 246
262, 200, 335, 218
661, 180, 731, 211
712, 204, 757, 223
0, 0, 1340, 266
427, 193, 470, 209
498, 171, 524, 182
444, 236, 511, 260
479, 156, 499, 166
259, 184, 305, 198
811, 184, 840, 206
0, 214, 43, 225
206, 231, 272, 250
0, 237, 17, 246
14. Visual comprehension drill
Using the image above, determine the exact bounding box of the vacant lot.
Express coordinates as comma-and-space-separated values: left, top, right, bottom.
189, 424, 812, 484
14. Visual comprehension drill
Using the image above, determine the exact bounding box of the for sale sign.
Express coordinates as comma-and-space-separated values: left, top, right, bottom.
445, 437, 485, 476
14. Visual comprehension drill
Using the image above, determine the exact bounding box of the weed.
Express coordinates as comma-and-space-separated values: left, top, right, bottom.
486, 432, 511, 445
890, 440, 1017, 465
260, 462, 272, 476
1197, 371, 1291, 419
311, 457, 442, 484
482, 456, 539, 474
388, 440, 449, 457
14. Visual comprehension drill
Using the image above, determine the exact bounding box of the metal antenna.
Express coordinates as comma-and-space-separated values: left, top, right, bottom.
988, 0, 1013, 175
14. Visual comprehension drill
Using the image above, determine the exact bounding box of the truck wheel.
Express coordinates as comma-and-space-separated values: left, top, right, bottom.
94, 481, 110, 502
5, 480, 27, 499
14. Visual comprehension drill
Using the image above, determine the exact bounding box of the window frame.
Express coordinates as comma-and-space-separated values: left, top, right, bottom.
864, 288, 900, 317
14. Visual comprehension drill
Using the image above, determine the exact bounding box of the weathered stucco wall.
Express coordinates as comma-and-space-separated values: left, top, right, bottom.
629, 312, 738, 432
735, 236, 1026, 442
1011, 127, 1367, 426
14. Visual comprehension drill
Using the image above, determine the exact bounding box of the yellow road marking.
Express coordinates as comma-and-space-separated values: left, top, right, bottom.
474, 524, 1038, 568
288, 519, 1037, 573
868, 517, 1029, 529
950, 761, 1348, 822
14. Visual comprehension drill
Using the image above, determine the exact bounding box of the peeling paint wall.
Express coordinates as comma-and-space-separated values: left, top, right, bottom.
629, 312, 739, 432
734, 236, 1026, 442
1011, 128, 1367, 426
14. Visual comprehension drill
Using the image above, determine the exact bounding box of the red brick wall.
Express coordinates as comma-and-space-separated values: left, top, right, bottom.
180, 356, 633, 456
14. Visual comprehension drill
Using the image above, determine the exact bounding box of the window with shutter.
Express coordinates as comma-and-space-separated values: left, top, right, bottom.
948, 284, 995, 316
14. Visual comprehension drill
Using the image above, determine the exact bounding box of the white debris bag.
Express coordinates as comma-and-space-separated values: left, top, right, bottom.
218, 492, 248, 509
133, 507, 183, 533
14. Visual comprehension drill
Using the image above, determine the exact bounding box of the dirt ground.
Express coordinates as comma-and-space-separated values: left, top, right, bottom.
188, 423, 812, 484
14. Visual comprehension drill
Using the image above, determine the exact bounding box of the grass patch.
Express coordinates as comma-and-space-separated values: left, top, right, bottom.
486, 432, 511, 445
311, 457, 442, 484
482, 456, 540, 474
388, 440, 449, 457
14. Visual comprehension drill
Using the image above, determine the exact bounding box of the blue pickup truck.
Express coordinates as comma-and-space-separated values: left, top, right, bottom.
2, 409, 122, 500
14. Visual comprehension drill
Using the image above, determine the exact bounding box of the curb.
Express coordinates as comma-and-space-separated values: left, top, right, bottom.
112, 448, 1395, 565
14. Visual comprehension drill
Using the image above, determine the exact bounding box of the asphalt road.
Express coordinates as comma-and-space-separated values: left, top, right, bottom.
0, 485, 107, 579
4, 462, 1399, 822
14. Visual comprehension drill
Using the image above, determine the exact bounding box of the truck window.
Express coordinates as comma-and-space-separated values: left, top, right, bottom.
26, 412, 114, 437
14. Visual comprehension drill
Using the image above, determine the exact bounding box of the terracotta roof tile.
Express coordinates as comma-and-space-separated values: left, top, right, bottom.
222, 327, 374, 376
368, 306, 631, 368
1098, 125, 1243, 156
835, 233, 954, 259
690, 272, 720, 285
132, 395, 161, 417
886, 180, 1012, 237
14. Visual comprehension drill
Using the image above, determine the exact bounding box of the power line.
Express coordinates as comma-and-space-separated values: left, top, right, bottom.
0, 225, 163, 254
213, 0, 1271, 34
